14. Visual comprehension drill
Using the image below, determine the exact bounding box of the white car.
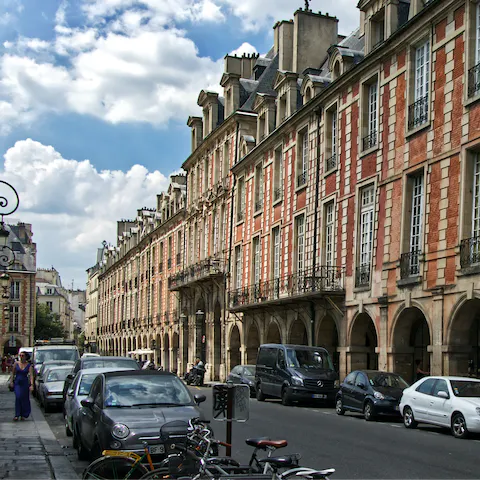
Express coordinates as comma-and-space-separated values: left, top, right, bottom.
64, 367, 135, 438
399, 376, 480, 438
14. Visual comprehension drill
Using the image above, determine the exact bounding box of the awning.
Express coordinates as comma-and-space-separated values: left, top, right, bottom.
127, 349, 154, 355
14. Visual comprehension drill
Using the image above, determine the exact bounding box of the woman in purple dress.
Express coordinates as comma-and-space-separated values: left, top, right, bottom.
8, 352, 33, 421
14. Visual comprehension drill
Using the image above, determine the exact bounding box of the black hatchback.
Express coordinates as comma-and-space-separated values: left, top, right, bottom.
335, 370, 409, 421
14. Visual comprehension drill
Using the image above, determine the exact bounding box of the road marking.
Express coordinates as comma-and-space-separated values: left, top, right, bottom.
389, 424, 402, 428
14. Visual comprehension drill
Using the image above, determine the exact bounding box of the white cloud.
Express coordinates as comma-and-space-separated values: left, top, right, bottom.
2, 139, 170, 285
229, 42, 257, 57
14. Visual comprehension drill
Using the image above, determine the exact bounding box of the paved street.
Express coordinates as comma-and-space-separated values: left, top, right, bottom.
39, 384, 480, 479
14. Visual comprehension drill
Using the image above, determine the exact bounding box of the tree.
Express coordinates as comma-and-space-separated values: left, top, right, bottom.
34, 303, 66, 340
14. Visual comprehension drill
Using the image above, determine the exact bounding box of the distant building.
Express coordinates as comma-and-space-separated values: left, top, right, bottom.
1, 222, 37, 355
36, 268, 73, 337
68, 289, 86, 332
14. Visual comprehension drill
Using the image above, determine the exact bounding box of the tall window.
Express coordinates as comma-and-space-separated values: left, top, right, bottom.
204, 158, 209, 192
203, 218, 209, 259
168, 236, 172, 268
214, 149, 220, 184
409, 40, 430, 129
363, 80, 378, 150
326, 107, 338, 171
409, 174, 424, 255
223, 141, 230, 178
472, 154, 480, 239
296, 215, 305, 273
46, 301, 53, 312
252, 237, 261, 285
9, 306, 19, 332
159, 242, 164, 271
10, 281, 20, 300
177, 230, 182, 265
297, 129, 308, 188
273, 147, 283, 202
324, 202, 335, 268
357, 186, 375, 286
254, 164, 264, 212
235, 245, 242, 289
212, 210, 219, 255
237, 177, 246, 222
272, 227, 281, 280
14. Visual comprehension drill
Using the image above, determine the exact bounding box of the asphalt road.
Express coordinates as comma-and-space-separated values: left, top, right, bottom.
42, 386, 480, 479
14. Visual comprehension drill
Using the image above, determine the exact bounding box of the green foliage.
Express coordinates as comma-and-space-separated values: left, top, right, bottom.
34, 303, 66, 340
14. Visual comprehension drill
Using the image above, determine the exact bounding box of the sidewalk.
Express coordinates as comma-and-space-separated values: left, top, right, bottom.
0, 374, 79, 480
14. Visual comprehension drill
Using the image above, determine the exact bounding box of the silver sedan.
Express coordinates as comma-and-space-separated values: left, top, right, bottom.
38, 366, 73, 412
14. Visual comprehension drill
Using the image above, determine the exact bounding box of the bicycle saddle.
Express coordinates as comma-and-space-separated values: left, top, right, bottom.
246, 438, 288, 449
206, 457, 241, 467
296, 468, 336, 479
258, 455, 299, 467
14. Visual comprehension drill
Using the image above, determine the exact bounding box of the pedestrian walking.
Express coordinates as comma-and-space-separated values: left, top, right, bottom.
8, 351, 33, 421
6, 354, 14, 373
415, 359, 429, 382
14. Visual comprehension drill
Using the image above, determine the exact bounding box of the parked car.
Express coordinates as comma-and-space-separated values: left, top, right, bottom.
227, 365, 256, 396
35, 360, 75, 396
38, 365, 74, 413
255, 344, 339, 406
74, 370, 206, 460
335, 370, 409, 420
400, 376, 480, 438
63, 356, 141, 401
64, 367, 136, 437
81, 353, 100, 358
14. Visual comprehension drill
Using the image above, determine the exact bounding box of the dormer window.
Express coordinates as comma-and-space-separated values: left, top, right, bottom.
332, 60, 342, 80
370, 9, 385, 50
278, 95, 287, 123
304, 87, 313, 104
258, 114, 266, 141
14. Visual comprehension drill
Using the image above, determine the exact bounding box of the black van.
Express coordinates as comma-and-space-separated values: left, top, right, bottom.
255, 344, 339, 406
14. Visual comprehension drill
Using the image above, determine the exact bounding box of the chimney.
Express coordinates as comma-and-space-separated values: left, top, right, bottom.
187, 116, 203, 152
241, 53, 259, 79
273, 20, 294, 71
293, 9, 338, 75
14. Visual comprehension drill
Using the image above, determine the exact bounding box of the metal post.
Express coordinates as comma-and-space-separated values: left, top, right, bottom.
226, 384, 234, 456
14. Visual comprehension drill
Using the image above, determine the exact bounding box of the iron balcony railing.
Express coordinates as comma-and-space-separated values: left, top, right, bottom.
355, 264, 371, 287
168, 257, 225, 290
362, 130, 377, 151
408, 94, 429, 130
297, 171, 307, 188
460, 236, 480, 268
325, 154, 337, 172
229, 265, 345, 309
468, 63, 480, 98
400, 250, 421, 278
273, 187, 283, 202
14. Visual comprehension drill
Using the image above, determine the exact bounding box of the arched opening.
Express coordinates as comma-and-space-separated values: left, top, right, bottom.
172, 332, 179, 374
3, 338, 21, 356
196, 300, 207, 363
155, 333, 161, 367
266, 321, 281, 344
350, 313, 378, 371
392, 307, 430, 383
182, 313, 189, 373
333, 60, 341, 80
164, 334, 170, 372
229, 325, 241, 371
447, 299, 480, 377
304, 86, 313, 104
316, 315, 340, 372
289, 318, 308, 345
213, 302, 222, 380
246, 322, 260, 364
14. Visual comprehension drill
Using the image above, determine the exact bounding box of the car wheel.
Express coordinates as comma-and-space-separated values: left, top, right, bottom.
403, 406, 418, 429
281, 387, 292, 406
256, 383, 266, 402
335, 397, 345, 415
364, 401, 375, 421
451, 413, 469, 439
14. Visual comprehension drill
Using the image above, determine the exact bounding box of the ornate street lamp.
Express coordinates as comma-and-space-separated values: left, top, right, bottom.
0, 180, 19, 270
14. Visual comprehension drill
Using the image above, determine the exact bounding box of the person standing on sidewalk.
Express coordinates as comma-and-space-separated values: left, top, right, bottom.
8, 352, 33, 421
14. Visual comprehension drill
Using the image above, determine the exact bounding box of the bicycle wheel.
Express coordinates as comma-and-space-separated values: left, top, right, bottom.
139, 467, 177, 479
83, 456, 149, 480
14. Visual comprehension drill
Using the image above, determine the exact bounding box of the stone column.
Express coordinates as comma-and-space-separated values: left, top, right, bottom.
430, 288, 444, 376
378, 297, 389, 372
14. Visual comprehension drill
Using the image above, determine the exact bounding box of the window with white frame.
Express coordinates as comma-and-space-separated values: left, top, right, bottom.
296, 215, 305, 273
252, 236, 261, 285
254, 164, 264, 212
212, 210, 219, 255
297, 129, 308, 188
324, 202, 335, 268
362, 79, 378, 151
468, 2, 480, 97
204, 158, 209, 192
235, 245, 242, 289
214, 149, 220, 184
223, 141, 230, 178
408, 40, 430, 129
236, 177, 246, 222
203, 218, 209, 259
326, 107, 338, 171
272, 227, 281, 280
10, 281, 20, 300
46, 301, 53, 312
472, 153, 480, 240
273, 147, 283, 202
357, 186, 375, 287
9, 306, 19, 332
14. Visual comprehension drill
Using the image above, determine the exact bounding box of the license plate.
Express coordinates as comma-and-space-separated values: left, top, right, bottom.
149, 445, 165, 454
313, 394, 327, 399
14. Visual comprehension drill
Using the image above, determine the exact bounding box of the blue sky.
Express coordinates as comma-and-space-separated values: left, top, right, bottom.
0, 0, 358, 288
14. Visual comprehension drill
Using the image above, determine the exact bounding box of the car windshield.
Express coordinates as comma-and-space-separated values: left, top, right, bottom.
450, 380, 480, 397
36, 349, 78, 364
244, 366, 255, 375
84, 359, 138, 370
286, 349, 333, 370
78, 374, 97, 395
47, 368, 72, 382
104, 375, 192, 407
366, 372, 409, 389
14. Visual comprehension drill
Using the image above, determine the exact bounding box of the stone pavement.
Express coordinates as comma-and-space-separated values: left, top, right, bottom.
0, 374, 79, 480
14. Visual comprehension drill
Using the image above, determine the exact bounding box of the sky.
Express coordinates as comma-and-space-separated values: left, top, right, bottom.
0, 0, 359, 289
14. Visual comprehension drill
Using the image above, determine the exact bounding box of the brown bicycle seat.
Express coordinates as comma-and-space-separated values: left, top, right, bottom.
246, 438, 288, 449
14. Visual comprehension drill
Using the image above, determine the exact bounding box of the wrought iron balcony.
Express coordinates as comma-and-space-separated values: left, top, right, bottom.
400, 250, 421, 278
297, 171, 307, 188
325, 154, 337, 172
273, 187, 283, 202
468, 63, 480, 98
460, 236, 480, 268
408, 94, 429, 130
229, 265, 345, 310
362, 130, 377, 151
355, 264, 371, 287
255, 199, 263, 212
168, 257, 225, 290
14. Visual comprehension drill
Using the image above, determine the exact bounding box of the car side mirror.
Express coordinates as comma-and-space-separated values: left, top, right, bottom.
437, 390, 449, 399
194, 394, 206, 405
67, 391, 74, 398
357, 382, 366, 390
81, 398, 94, 409
66, 374, 74, 381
